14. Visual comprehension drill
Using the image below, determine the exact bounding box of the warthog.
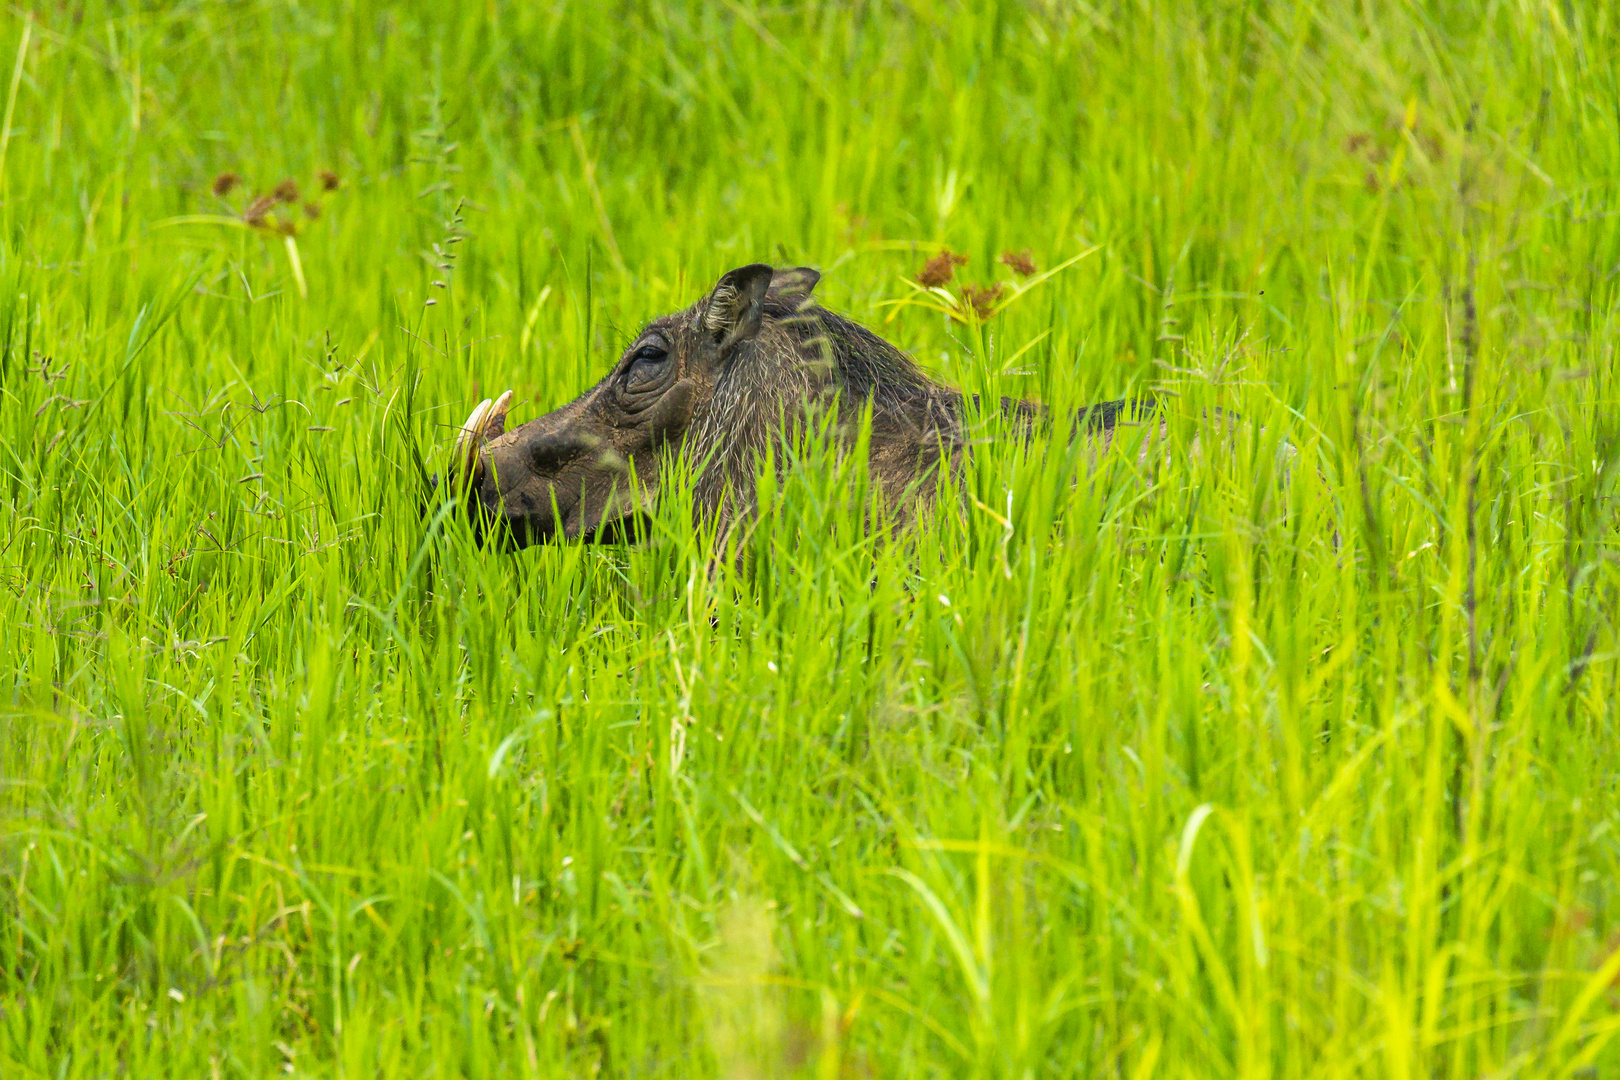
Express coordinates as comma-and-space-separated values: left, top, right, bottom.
447, 263, 1148, 547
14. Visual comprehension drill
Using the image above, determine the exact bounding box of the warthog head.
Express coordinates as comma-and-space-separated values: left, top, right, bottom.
447, 263, 1135, 548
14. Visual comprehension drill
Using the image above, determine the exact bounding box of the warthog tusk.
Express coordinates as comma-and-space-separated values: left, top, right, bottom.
454, 397, 493, 487
484, 389, 514, 440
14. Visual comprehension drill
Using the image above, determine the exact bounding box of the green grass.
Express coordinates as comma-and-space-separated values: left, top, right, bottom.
2, 1, 1619, 1076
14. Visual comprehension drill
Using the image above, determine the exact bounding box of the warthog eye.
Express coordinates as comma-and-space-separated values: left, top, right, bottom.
626, 344, 669, 387
618, 336, 676, 410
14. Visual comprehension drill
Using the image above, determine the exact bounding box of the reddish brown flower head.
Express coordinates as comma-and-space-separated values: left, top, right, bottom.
959, 282, 1005, 321
242, 195, 276, 225
319, 170, 340, 191
303, 202, 322, 220
998, 249, 1037, 277
272, 179, 300, 203
211, 171, 240, 197
277, 219, 299, 237
916, 248, 968, 288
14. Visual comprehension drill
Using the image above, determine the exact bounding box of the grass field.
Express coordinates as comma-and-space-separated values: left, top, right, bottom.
2, 1, 1619, 1076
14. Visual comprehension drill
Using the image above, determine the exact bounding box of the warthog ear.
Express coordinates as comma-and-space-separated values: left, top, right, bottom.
769, 266, 820, 303
702, 263, 774, 352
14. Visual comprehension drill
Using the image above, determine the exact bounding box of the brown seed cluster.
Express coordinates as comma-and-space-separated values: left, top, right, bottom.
1344, 113, 1445, 195
211, 169, 343, 239
909, 244, 1043, 322
958, 282, 1005, 321
916, 248, 969, 288
242, 195, 276, 225
998, 249, 1037, 277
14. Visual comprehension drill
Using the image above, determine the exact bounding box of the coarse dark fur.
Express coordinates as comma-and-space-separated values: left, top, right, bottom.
449, 264, 1145, 548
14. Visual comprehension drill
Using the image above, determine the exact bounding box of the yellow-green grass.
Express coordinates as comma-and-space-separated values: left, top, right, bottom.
1, 2, 1618, 1076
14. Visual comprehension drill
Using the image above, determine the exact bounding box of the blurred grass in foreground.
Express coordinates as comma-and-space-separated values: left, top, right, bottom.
1, 1, 1619, 1076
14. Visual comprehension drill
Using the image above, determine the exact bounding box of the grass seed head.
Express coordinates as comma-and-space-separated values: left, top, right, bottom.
998, 249, 1037, 276
959, 282, 1005, 320
273, 178, 300, 203
242, 195, 275, 225
211, 171, 240, 197
916, 248, 968, 288
319, 170, 340, 191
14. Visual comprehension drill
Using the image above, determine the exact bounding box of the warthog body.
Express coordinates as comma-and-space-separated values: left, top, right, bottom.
449, 264, 1145, 547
